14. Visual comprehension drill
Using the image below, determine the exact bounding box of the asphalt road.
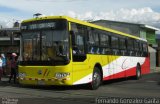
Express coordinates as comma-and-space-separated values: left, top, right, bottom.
0, 72, 160, 104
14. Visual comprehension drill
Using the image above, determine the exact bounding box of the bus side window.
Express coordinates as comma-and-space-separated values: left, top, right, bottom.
73, 45, 81, 54
71, 23, 87, 62
111, 36, 119, 55
87, 29, 99, 54
89, 46, 95, 54
134, 40, 140, 57
139, 42, 143, 57
142, 43, 148, 57
99, 33, 110, 54
74, 35, 84, 54
119, 38, 127, 56
71, 23, 85, 55
127, 38, 134, 56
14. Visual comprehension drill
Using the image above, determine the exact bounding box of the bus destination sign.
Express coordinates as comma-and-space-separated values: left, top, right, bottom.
21, 22, 56, 30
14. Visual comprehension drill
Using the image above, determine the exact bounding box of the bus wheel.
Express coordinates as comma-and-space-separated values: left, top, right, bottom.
136, 64, 141, 80
90, 67, 102, 90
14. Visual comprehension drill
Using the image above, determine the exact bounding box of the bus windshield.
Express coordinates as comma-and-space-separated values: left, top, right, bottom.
21, 20, 69, 65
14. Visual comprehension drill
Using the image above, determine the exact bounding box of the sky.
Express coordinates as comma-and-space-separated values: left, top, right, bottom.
0, 0, 160, 29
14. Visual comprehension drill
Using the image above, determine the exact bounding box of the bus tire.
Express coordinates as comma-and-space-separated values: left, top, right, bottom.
90, 67, 102, 90
135, 64, 141, 80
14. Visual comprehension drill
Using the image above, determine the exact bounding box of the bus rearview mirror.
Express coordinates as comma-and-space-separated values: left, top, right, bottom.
70, 30, 76, 46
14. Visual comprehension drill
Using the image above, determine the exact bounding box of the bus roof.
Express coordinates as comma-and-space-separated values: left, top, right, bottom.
22, 16, 147, 42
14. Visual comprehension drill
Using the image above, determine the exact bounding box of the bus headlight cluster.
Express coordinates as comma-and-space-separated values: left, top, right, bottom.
18, 73, 26, 78
55, 72, 70, 79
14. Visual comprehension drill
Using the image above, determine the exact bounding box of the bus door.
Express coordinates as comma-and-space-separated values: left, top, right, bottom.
70, 29, 89, 84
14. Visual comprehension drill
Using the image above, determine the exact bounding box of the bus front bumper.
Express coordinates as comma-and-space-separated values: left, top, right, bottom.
18, 77, 72, 86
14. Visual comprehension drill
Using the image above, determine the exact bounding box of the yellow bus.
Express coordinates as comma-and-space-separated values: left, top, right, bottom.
18, 16, 150, 90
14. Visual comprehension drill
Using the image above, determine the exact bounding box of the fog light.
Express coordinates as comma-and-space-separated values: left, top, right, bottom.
18, 73, 26, 78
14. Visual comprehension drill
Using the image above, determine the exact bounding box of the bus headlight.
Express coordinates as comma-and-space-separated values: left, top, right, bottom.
55, 72, 70, 79
18, 73, 26, 78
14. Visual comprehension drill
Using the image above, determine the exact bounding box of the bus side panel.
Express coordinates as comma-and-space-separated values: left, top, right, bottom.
102, 55, 121, 80
125, 57, 139, 77
102, 56, 126, 80
72, 56, 150, 85
125, 57, 150, 77
140, 57, 150, 74
103, 56, 148, 80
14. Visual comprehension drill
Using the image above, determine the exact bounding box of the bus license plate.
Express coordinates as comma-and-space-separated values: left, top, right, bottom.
37, 80, 45, 85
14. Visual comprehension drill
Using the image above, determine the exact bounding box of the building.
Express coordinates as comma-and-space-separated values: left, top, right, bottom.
0, 28, 20, 55
156, 34, 160, 67
92, 20, 160, 71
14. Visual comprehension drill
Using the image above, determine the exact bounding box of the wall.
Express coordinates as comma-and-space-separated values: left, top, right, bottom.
146, 30, 156, 45
148, 46, 156, 72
